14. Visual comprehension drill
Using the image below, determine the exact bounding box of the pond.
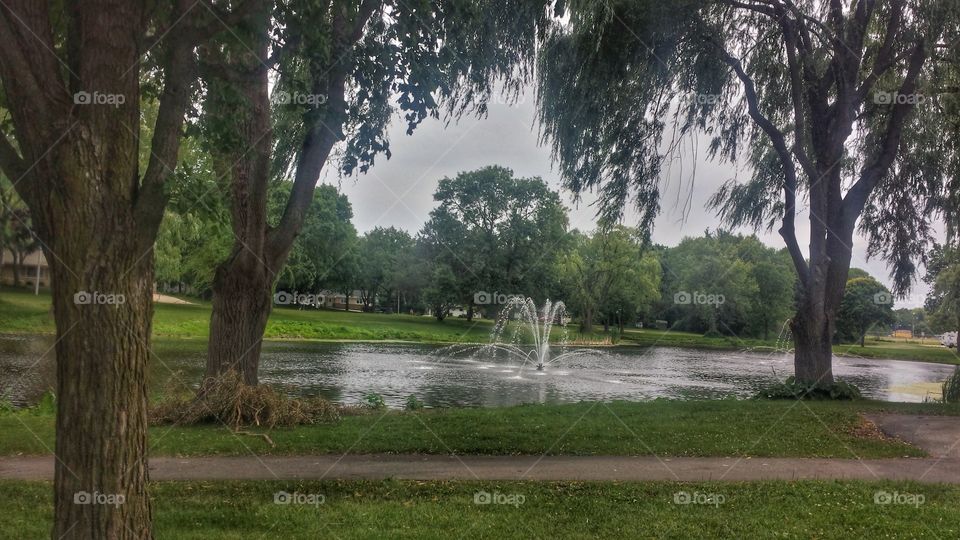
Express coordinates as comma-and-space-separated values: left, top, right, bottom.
0, 336, 954, 408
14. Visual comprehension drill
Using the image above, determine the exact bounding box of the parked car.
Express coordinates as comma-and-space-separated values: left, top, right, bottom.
940, 332, 957, 348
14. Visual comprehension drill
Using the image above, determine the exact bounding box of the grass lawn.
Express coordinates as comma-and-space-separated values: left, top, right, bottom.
0, 286, 497, 342
5, 286, 958, 364
2, 479, 958, 538
4, 400, 958, 458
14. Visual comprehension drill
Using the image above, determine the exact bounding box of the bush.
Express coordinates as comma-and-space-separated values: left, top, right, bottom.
364, 392, 387, 410
942, 367, 960, 404
405, 394, 424, 411
32, 391, 56, 415
150, 371, 339, 428
755, 377, 862, 401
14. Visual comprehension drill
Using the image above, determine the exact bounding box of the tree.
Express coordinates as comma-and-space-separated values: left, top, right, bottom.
154, 140, 233, 296
836, 276, 895, 346
536, 0, 959, 386
273, 184, 357, 299
925, 245, 960, 334
423, 261, 460, 321
356, 227, 413, 311
0, 1, 245, 535
200, 0, 547, 385
423, 166, 568, 319
557, 227, 660, 333
0, 179, 37, 286
661, 233, 758, 336
732, 236, 795, 340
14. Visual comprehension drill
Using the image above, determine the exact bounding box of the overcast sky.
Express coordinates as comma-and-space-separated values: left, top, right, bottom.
320, 89, 935, 308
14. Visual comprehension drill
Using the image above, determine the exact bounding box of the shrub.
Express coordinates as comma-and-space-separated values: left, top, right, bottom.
32, 391, 56, 415
364, 392, 387, 410
755, 377, 862, 401
150, 371, 339, 428
405, 394, 424, 411
942, 367, 960, 404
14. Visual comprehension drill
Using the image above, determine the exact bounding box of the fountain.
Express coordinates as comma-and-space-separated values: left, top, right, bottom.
489, 297, 565, 370
479, 296, 606, 371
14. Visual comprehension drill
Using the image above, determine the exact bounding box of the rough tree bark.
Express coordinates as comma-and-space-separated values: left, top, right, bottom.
204, 0, 377, 385
0, 1, 202, 536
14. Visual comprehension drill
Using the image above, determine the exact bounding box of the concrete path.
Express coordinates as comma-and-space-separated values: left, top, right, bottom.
3, 454, 960, 483
3, 414, 956, 484
865, 414, 960, 458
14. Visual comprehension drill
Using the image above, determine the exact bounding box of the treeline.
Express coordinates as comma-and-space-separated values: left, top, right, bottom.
155, 165, 901, 341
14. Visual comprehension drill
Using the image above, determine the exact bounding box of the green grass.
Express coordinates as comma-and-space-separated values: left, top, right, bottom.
833, 339, 960, 364
2, 479, 959, 538
4, 287, 958, 364
5, 400, 957, 458
0, 287, 492, 343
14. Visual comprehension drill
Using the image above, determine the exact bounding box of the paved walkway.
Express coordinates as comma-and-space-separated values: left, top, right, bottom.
865, 413, 960, 458
2, 454, 959, 483
3, 414, 957, 484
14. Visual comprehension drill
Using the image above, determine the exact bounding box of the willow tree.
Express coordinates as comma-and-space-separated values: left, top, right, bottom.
0, 1, 250, 537
200, 0, 552, 384
537, 0, 959, 386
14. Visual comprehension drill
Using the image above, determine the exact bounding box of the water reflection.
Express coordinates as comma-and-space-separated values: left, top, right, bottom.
1, 336, 954, 408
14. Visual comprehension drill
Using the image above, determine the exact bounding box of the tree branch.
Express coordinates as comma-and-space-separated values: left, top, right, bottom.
267, 0, 380, 264
842, 39, 927, 231
133, 24, 199, 251
715, 46, 810, 285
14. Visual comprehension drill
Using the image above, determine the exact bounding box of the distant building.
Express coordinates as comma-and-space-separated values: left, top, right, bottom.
892, 329, 913, 339
316, 290, 365, 311
0, 248, 49, 289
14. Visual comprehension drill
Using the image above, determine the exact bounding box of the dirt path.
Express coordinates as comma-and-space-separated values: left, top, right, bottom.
3, 454, 959, 483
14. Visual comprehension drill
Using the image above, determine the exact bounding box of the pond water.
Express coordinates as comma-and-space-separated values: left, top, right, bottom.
0, 336, 954, 408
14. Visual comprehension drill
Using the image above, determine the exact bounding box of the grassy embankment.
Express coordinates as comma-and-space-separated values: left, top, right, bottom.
3, 399, 958, 458
2, 287, 958, 363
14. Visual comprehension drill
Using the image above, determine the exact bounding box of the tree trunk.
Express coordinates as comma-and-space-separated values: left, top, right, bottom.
466, 303, 474, 322
791, 304, 835, 386
49, 244, 154, 539
200, 0, 373, 388
11, 252, 21, 286
205, 256, 273, 386
580, 308, 593, 334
